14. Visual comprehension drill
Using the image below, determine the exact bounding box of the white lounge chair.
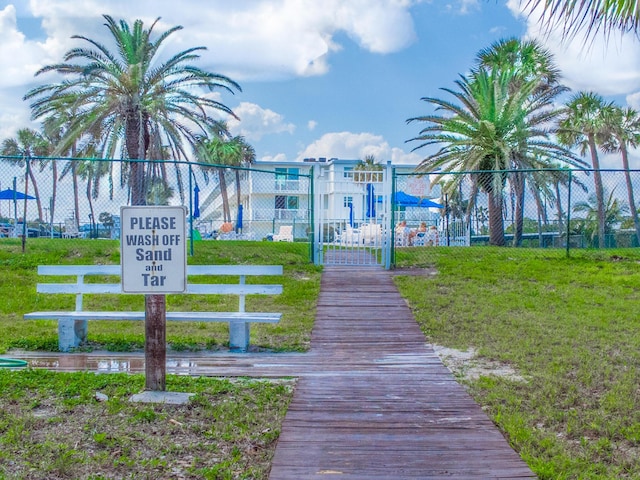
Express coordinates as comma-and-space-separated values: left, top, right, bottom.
63, 219, 79, 238
360, 223, 382, 246
273, 225, 293, 242
338, 225, 360, 245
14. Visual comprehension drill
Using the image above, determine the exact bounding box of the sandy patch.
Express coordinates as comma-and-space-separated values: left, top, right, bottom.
432, 345, 526, 383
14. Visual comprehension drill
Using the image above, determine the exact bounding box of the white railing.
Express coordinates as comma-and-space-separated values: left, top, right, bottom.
251, 208, 309, 221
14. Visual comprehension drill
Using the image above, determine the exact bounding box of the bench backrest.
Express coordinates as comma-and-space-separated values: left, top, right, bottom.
36, 265, 283, 312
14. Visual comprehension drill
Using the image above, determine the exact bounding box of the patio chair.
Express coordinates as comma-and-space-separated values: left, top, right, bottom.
63, 219, 79, 238
273, 225, 293, 242
361, 223, 382, 246
338, 225, 360, 245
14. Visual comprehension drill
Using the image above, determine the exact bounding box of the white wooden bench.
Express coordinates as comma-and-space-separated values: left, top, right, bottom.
25, 265, 283, 353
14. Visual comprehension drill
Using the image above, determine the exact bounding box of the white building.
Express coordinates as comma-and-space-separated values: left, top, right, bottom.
195, 157, 441, 240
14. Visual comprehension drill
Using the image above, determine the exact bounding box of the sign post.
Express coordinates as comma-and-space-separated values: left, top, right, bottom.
121, 206, 187, 391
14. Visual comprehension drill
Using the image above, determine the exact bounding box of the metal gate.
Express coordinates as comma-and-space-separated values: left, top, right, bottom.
314, 163, 392, 267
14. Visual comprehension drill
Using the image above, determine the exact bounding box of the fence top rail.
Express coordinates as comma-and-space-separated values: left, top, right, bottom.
394, 167, 640, 176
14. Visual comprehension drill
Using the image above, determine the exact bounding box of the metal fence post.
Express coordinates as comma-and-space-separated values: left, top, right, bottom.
566, 170, 572, 258
309, 166, 315, 264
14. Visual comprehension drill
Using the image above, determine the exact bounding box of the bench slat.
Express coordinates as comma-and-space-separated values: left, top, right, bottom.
37, 283, 283, 295
37, 265, 283, 277
25, 311, 281, 323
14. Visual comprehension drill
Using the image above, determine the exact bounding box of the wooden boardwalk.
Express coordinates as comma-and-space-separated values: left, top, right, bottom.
11, 263, 537, 478
268, 266, 536, 479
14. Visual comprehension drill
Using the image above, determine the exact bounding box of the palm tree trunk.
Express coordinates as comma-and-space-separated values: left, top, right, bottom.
588, 134, 606, 248
218, 168, 231, 223
554, 181, 564, 237
27, 162, 43, 221
50, 160, 57, 230
488, 190, 506, 246
619, 139, 640, 245
512, 172, 525, 247
86, 176, 95, 238
126, 114, 147, 206
235, 169, 242, 233
72, 162, 80, 230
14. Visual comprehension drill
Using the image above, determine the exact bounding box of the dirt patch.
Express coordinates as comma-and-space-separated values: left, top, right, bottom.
432, 345, 526, 383
391, 267, 438, 277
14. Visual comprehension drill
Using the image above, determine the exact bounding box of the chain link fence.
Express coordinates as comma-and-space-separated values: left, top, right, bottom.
393, 168, 640, 264
1, 156, 638, 264
0, 156, 313, 255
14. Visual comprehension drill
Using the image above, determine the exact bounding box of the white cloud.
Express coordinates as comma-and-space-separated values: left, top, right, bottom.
307, 120, 318, 131
227, 102, 295, 141
296, 131, 422, 164
20, 0, 419, 81
506, 0, 640, 96
627, 92, 640, 110
0, 5, 53, 88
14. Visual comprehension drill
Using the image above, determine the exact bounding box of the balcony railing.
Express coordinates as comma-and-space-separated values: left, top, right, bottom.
251, 208, 309, 221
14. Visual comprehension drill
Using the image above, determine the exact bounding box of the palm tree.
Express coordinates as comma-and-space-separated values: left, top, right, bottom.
475, 37, 562, 92
557, 92, 613, 248
76, 155, 110, 237
475, 38, 571, 246
196, 134, 236, 223
573, 188, 628, 247
407, 68, 577, 246
600, 106, 640, 245
25, 15, 241, 206
228, 135, 256, 220
0, 128, 49, 221
523, 0, 639, 39
354, 154, 383, 183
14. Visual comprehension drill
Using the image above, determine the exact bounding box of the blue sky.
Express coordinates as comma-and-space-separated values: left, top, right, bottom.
1, 0, 639, 167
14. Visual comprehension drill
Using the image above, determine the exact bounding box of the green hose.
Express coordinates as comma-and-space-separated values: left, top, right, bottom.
0, 358, 28, 369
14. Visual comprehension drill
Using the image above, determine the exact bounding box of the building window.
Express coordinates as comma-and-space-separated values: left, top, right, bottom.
275, 168, 300, 191
343, 167, 354, 179
275, 195, 299, 210
343, 196, 353, 207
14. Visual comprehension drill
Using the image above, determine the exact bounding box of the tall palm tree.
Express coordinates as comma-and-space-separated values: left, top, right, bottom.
196, 133, 236, 223
558, 92, 613, 248
0, 128, 49, 221
407, 68, 577, 246
76, 155, 110, 237
475, 38, 570, 246
600, 106, 640, 244
25, 15, 241, 206
523, 0, 639, 39
227, 135, 256, 219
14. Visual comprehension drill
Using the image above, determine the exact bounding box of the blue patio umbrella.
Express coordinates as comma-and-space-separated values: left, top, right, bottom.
366, 183, 376, 218
348, 202, 354, 227
0, 188, 36, 223
394, 191, 443, 208
0, 188, 35, 200
236, 204, 243, 232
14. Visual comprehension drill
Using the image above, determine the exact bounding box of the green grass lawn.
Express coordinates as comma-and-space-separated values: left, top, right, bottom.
3, 239, 640, 478
394, 247, 640, 480
0, 238, 321, 353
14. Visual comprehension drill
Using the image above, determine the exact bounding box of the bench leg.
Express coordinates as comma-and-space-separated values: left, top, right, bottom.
58, 319, 88, 352
229, 321, 249, 352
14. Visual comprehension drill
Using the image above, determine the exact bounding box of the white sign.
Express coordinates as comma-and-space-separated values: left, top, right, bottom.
120, 206, 187, 293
